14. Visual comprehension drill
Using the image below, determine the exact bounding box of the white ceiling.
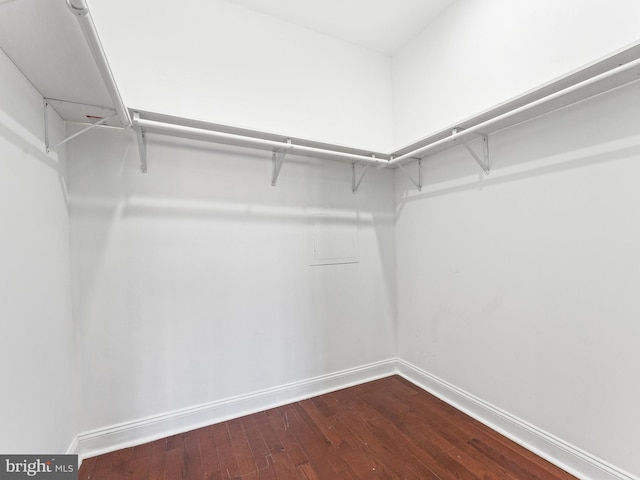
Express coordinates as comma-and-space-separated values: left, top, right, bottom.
226, 0, 457, 54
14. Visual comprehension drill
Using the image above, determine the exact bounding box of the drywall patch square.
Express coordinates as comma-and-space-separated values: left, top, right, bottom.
309, 212, 359, 266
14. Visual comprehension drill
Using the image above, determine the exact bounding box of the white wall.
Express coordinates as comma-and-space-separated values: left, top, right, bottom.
88, 0, 394, 152
0, 48, 76, 453
392, 0, 640, 147
67, 126, 396, 433
395, 81, 640, 476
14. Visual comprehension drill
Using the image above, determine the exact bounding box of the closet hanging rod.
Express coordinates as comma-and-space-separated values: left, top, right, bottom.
388, 55, 640, 167
66, 0, 130, 127
133, 117, 389, 166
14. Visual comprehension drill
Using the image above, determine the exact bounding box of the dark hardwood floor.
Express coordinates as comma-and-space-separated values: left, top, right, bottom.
78, 375, 576, 479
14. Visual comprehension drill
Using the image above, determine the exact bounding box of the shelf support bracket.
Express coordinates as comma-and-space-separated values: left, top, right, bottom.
271, 138, 291, 186
453, 128, 490, 174
352, 162, 371, 194
397, 158, 422, 191
44, 99, 116, 154
133, 112, 148, 174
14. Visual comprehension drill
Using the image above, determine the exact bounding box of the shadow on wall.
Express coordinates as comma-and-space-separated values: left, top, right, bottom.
67, 129, 389, 244
395, 81, 640, 216
396, 139, 640, 213
0, 108, 70, 205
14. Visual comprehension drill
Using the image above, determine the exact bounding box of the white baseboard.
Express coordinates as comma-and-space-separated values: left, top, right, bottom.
74, 357, 638, 480
396, 358, 639, 480
66, 435, 79, 455
77, 358, 396, 460
66, 435, 81, 469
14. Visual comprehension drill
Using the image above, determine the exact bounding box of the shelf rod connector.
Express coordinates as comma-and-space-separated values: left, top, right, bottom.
397, 158, 422, 191
352, 157, 373, 194
452, 128, 490, 174
272, 138, 292, 186
133, 112, 148, 174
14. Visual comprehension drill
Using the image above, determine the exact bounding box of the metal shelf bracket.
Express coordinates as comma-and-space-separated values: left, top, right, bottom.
352, 161, 371, 194
453, 128, 490, 174
133, 112, 148, 174
271, 138, 291, 186
43, 98, 116, 154
397, 158, 422, 191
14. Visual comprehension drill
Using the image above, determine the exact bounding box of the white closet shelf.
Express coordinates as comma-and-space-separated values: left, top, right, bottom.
132, 111, 390, 167
130, 41, 640, 176
66, 0, 130, 127
389, 42, 640, 168
12, 0, 636, 180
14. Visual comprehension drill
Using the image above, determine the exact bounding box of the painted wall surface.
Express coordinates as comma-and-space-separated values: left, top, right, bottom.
392, 0, 640, 147
88, 0, 394, 152
67, 126, 396, 432
395, 81, 640, 476
0, 48, 76, 453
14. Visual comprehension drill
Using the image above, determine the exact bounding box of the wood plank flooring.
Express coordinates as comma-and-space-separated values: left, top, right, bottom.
78, 375, 576, 479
